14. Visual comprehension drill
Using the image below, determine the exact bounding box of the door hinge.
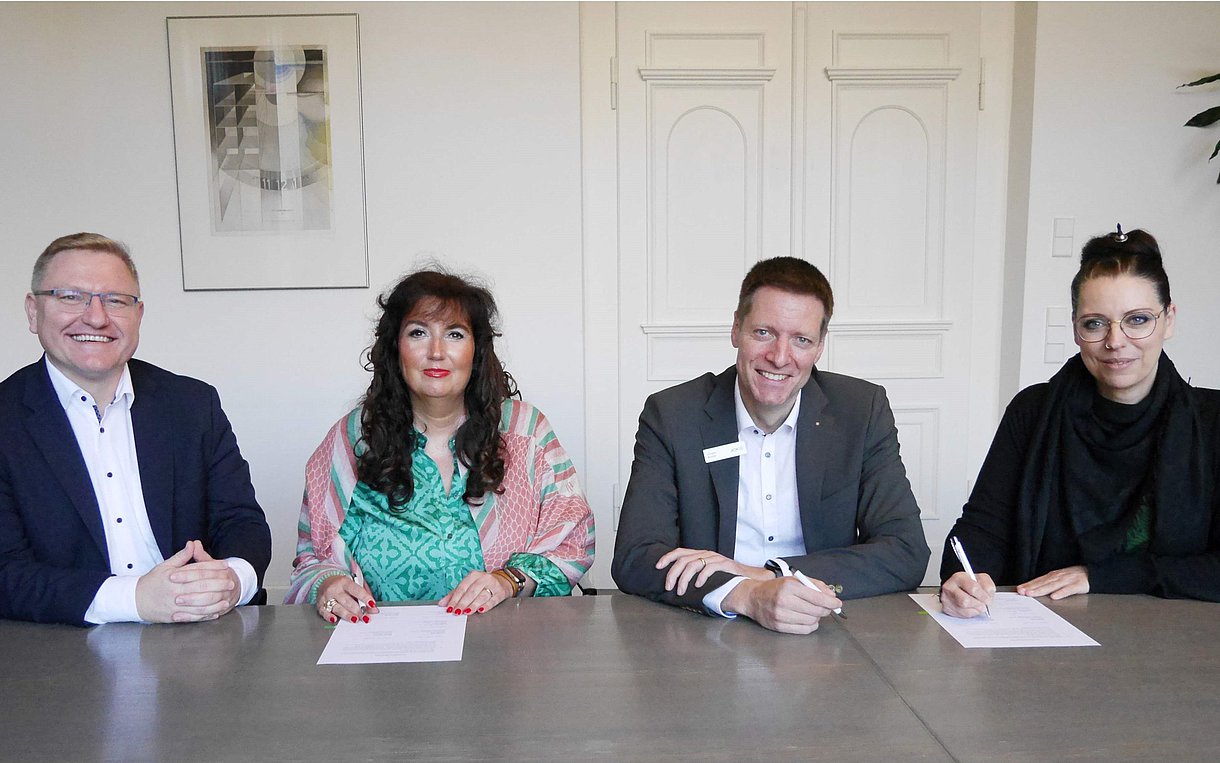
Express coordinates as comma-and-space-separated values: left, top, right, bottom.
978, 57, 986, 111
610, 56, 618, 110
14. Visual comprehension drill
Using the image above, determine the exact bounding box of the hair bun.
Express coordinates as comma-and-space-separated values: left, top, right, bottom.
1080, 226, 1163, 266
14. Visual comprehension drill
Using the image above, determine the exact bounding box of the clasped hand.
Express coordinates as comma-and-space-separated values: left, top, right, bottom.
135, 540, 242, 623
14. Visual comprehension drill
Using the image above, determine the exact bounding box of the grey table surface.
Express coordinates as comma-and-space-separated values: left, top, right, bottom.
1, 591, 1217, 762
847, 591, 1220, 763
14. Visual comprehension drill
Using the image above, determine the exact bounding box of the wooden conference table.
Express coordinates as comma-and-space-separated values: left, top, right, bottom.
3, 592, 1219, 762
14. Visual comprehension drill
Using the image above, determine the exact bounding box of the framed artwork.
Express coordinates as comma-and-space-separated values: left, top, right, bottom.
167, 14, 368, 290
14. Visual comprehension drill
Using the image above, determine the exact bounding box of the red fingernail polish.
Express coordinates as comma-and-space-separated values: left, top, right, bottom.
351, 616, 358, 623
362, 615, 370, 623
478, 607, 485, 613
446, 607, 453, 613
368, 600, 376, 608
463, 608, 471, 614
330, 616, 337, 624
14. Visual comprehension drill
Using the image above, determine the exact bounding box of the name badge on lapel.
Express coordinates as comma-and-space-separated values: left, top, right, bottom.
703, 441, 746, 464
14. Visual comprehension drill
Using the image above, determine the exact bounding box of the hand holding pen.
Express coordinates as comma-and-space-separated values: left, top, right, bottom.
314, 569, 379, 625
770, 557, 844, 618
941, 536, 995, 619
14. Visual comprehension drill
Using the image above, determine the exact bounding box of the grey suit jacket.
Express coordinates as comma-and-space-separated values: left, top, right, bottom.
611, 366, 929, 612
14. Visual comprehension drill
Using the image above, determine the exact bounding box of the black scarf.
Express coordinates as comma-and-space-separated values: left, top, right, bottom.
1012, 352, 1210, 580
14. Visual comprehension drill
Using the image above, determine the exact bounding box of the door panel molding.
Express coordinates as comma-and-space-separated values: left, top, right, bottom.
639, 67, 777, 82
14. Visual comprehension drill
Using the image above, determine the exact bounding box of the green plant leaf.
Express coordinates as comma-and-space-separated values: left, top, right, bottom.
1180, 72, 1220, 88
1211, 138, 1220, 162
1185, 106, 1220, 127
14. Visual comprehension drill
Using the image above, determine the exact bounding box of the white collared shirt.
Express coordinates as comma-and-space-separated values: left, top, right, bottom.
702, 385, 805, 616
732, 385, 805, 565
44, 359, 256, 623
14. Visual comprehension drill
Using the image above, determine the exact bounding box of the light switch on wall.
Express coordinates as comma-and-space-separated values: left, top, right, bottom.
1052, 217, 1075, 258
1044, 306, 1073, 363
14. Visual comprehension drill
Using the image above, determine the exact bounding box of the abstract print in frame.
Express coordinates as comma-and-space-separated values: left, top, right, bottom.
168, 14, 368, 290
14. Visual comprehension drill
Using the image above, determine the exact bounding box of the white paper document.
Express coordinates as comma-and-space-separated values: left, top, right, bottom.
910, 592, 1100, 648
318, 606, 467, 665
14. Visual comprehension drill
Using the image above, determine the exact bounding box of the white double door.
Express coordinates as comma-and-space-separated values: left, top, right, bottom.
582, 2, 1004, 586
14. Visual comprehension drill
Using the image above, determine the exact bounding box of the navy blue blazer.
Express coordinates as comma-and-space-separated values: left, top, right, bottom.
0, 358, 272, 626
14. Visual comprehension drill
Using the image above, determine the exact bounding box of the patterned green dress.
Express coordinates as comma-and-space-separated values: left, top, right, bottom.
339, 430, 567, 601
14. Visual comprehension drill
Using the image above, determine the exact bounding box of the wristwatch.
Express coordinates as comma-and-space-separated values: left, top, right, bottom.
765, 558, 844, 595
503, 566, 530, 597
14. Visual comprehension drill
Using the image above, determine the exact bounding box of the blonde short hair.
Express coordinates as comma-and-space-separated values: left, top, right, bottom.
32, 232, 139, 291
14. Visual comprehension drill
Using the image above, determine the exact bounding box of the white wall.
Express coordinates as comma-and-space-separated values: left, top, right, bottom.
1017, 2, 1220, 392
0, 2, 585, 597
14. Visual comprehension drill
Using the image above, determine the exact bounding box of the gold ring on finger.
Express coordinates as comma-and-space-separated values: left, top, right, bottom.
699, 557, 707, 569
484, 587, 494, 598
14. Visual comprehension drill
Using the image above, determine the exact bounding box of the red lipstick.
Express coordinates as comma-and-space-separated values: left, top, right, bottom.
423, 368, 450, 378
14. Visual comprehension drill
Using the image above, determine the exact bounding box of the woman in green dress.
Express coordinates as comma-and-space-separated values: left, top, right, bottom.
285, 270, 595, 622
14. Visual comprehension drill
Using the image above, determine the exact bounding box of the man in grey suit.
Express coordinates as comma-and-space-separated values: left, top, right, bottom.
612, 257, 929, 633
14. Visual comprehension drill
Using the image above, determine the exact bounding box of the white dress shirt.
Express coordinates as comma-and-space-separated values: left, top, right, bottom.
44, 359, 257, 623
702, 384, 805, 616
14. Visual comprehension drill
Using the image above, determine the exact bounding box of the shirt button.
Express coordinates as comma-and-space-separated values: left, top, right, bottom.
768, 535, 774, 542
106, 472, 113, 478
116, 517, 123, 523
80, 396, 87, 402
126, 563, 133, 569
764, 452, 772, 458
99, 427, 105, 433
765, 494, 772, 501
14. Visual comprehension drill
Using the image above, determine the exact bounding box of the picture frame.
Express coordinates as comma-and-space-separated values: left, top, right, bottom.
167, 14, 368, 290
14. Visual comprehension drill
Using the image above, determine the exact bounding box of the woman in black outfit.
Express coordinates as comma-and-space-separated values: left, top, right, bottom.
941, 227, 1220, 618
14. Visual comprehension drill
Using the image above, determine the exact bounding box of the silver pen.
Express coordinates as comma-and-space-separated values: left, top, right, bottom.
950, 536, 991, 618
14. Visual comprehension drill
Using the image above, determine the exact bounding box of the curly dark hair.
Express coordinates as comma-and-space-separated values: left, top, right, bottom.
358, 270, 518, 510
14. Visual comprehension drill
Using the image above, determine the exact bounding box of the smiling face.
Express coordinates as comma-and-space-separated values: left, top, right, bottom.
26, 249, 142, 402
731, 286, 826, 432
398, 298, 476, 410
1073, 274, 1175, 404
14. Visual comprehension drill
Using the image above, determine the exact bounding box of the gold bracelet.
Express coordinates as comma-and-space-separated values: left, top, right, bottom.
491, 569, 519, 597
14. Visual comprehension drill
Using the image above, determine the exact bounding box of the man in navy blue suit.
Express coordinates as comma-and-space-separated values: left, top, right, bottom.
0, 233, 271, 626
